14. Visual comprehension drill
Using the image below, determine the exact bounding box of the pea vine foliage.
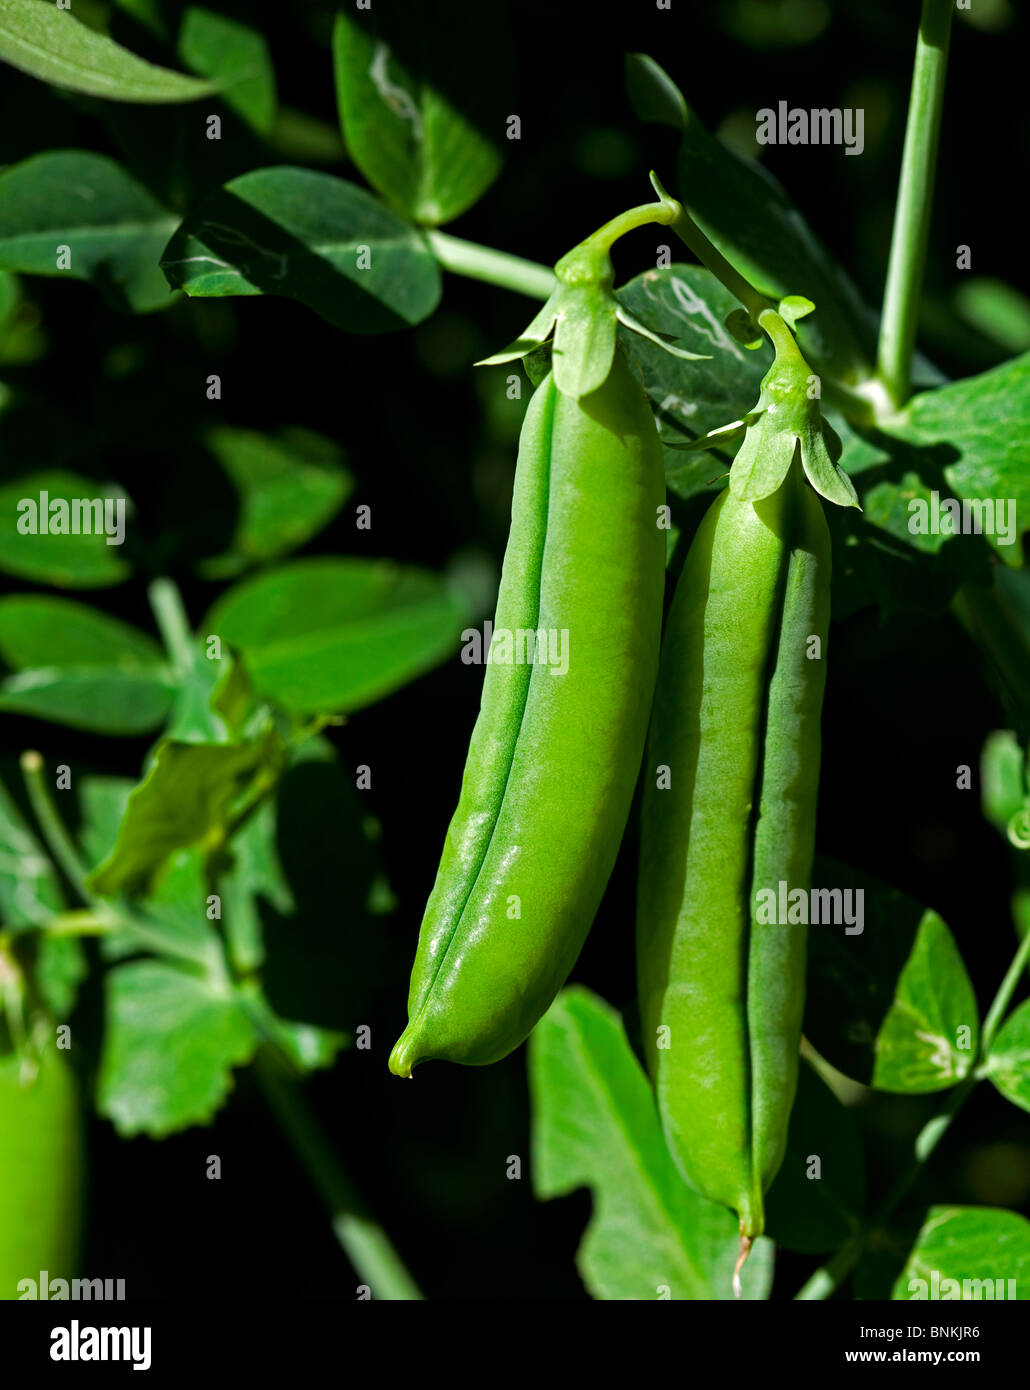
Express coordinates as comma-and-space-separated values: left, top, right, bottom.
0, 0, 1024, 1304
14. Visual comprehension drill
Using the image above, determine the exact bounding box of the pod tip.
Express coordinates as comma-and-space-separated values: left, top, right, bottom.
388, 1031, 417, 1079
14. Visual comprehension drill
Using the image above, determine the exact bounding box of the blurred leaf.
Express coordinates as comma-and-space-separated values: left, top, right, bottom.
981, 730, 1028, 837
529, 986, 773, 1300
205, 558, 470, 716
178, 6, 276, 134
0, 0, 214, 102
984, 1000, 1030, 1114
89, 730, 284, 897
34, 934, 87, 1019
892, 352, 1030, 562
0, 778, 63, 928
892, 1206, 1030, 1300
954, 278, 1030, 355
0, 595, 173, 735
160, 168, 442, 333
0, 470, 133, 587
764, 1061, 865, 1254
0, 150, 177, 312
78, 776, 135, 871
332, 0, 509, 225
98, 959, 257, 1136
197, 426, 353, 579
625, 52, 689, 129
806, 858, 979, 1089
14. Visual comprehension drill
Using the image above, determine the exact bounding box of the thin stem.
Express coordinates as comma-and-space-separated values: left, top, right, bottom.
795, 922, 1030, 1300
20, 751, 218, 971
425, 231, 555, 301
658, 166, 772, 324
876, 0, 954, 407
254, 1051, 423, 1300
980, 921, 1030, 1054
148, 577, 195, 674
20, 751, 92, 901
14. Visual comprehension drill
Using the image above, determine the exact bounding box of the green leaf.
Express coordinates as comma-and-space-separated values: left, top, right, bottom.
332, 1, 508, 225
625, 52, 689, 130
893, 352, 1030, 562
0, 777, 63, 928
630, 57, 874, 382
34, 934, 87, 1020
983, 1000, 1030, 1113
806, 858, 979, 1089
0, 469, 133, 586
197, 426, 353, 579
892, 1206, 1030, 1300
870, 912, 980, 1093
616, 264, 772, 503
98, 959, 257, 1137
178, 6, 276, 134
0, 0, 215, 102
0, 150, 177, 312
205, 558, 470, 716
160, 168, 442, 334
0, 595, 174, 735
529, 986, 773, 1301
764, 1061, 865, 1254
89, 732, 283, 898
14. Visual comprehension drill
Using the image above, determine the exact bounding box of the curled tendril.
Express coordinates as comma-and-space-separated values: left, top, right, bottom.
1007, 808, 1030, 851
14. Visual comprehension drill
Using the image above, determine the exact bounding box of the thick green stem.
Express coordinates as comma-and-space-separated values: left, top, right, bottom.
876, 0, 954, 407
425, 231, 555, 300
255, 1052, 423, 1300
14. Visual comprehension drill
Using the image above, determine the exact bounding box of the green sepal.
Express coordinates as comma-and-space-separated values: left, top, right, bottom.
479, 228, 707, 400
728, 310, 860, 509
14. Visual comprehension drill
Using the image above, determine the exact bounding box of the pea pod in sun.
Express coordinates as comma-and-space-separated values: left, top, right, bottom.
390, 347, 666, 1075
636, 310, 849, 1267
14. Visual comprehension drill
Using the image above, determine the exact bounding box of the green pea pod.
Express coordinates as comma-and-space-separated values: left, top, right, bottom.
391, 349, 665, 1074
1, 1039, 84, 1298
636, 459, 830, 1250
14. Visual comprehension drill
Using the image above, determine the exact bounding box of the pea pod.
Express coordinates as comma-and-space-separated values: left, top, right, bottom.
636, 457, 831, 1249
1, 1039, 84, 1298
390, 348, 666, 1074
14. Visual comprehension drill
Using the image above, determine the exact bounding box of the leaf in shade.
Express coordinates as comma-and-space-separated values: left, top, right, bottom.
0, 470, 134, 586
160, 168, 442, 333
0, 151, 177, 312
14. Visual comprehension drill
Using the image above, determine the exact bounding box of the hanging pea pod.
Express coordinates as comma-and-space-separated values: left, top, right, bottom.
0, 1027, 84, 1298
636, 311, 844, 1283
391, 209, 690, 1076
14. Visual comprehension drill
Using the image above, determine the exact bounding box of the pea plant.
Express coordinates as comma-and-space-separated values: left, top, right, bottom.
0, 0, 1028, 1306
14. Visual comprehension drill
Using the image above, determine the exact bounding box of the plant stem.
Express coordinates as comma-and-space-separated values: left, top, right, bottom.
19, 751, 217, 971
20, 751, 92, 902
148, 577, 195, 674
876, 0, 954, 407
668, 202, 772, 325
795, 924, 1030, 1300
425, 231, 555, 301
254, 1051, 423, 1300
